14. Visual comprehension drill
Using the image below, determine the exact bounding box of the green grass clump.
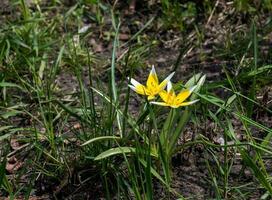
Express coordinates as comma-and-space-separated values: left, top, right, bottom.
0, 0, 272, 199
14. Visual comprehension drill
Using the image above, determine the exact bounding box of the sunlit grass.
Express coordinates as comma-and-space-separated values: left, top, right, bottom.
0, 0, 272, 199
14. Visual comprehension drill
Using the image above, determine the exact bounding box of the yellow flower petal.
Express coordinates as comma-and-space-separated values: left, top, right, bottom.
175, 85, 197, 105
177, 99, 199, 107
130, 78, 143, 88
158, 71, 175, 91
167, 82, 176, 98
150, 101, 169, 107
159, 90, 175, 105
159, 90, 169, 103
148, 95, 156, 100
128, 66, 175, 100
146, 65, 159, 89
154, 82, 198, 108
128, 84, 148, 95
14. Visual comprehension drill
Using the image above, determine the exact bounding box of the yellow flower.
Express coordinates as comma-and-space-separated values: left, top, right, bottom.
150, 82, 199, 108
128, 65, 175, 100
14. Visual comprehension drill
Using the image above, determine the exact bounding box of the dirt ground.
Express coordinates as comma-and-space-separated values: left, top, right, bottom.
1, 0, 272, 199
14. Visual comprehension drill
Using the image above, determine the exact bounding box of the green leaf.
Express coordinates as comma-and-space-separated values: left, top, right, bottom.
0, 134, 12, 141
240, 149, 272, 194
94, 147, 157, 160
81, 136, 121, 146
94, 147, 136, 160
0, 82, 23, 90
187, 74, 206, 100
0, 126, 13, 132
139, 158, 166, 185
110, 20, 122, 136
247, 65, 272, 76
1, 110, 24, 119
168, 74, 206, 155
90, 87, 149, 144
184, 73, 202, 88
0, 157, 13, 193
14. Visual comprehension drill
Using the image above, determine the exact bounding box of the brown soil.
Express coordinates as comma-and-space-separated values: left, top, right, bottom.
1, 0, 272, 199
